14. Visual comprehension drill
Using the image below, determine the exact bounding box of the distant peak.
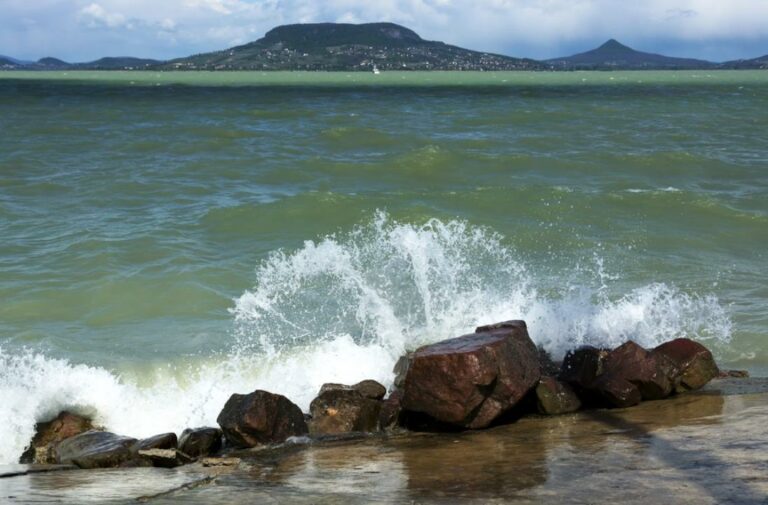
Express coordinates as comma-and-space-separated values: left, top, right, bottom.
598, 39, 631, 51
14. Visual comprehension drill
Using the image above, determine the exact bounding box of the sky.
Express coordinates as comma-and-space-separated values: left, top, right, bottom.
2, 0, 768, 63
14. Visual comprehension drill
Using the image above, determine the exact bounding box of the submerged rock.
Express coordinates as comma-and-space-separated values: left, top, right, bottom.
217, 390, 307, 448
19, 411, 95, 464
653, 338, 720, 392
400, 320, 540, 429
309, 383, 383, 435
55, 431, 138, 469
535, 377, 581, 415
179, 427, 222, 458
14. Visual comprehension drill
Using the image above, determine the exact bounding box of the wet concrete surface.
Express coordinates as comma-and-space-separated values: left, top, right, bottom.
2, 378, 767, 504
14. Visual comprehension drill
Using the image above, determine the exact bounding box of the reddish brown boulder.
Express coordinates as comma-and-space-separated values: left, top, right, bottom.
217, 390, 307, 448
591, 374, 642, 408
308, 384, 382, 435
535, 377, 582, 415
653, 338, 719, 392
602, 341, 675, 400
400, 320, 540, 429
19, 411, 96, 464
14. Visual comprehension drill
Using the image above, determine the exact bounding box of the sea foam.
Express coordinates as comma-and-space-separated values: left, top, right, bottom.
0, 212, 731, 464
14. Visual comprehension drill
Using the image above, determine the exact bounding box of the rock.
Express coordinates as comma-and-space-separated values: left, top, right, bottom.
719, 369, 749, 378
392, 353, 413, 390
591, 374, 642, 408
178, 427, 222, 458
55, 431, 138, 469
400, 320, 540, 429
201, 456, 241, 467
602, 341, 675, 400
135, 432, 177, 451
653, 338, 720, 392
308, 385, 382, 435
535, 377, 582, 415
19, 411, 95, 464
217, 390, 307, 448
537, 348, 561, 377
559, 345, 608, 390
137, 448, 193, 468
352, 380, 387, 400
379, 390, 404, 430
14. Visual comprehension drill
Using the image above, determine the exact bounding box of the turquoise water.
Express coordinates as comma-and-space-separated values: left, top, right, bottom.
0, 71, 766, 463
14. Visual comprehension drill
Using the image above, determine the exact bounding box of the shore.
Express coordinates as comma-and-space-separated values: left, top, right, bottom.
2, 376, 766, 504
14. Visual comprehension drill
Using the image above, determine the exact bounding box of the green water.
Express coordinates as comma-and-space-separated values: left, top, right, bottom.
0, 70, 766, 462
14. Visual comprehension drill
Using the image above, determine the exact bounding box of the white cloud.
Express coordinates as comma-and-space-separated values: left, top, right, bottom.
1, 0, 767, 61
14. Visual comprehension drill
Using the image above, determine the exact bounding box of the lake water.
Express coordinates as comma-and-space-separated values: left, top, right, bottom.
0, 70, 766, 464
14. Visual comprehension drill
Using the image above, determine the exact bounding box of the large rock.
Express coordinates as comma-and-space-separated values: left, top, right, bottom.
559, 345, 608, 390
178, 427, 222, 458
217, 390, 307, 448
400, 320, 540, 429
602, 341, 675, 401
19, 411, 95, 464
653, 338, 719, 392
135, 432, 177, 451
137, 448, 193, 468
308, 384, 382, 435
55, 431, 138, 469
535, 377, 581, 415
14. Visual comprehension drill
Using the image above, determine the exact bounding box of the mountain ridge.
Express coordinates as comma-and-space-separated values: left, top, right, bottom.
2, 23, 767, 71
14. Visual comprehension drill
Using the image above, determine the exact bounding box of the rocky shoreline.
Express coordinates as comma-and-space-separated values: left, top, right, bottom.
13, 319, 735, 474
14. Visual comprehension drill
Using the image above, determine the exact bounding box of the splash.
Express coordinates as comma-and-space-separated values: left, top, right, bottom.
0, 212, 731, 464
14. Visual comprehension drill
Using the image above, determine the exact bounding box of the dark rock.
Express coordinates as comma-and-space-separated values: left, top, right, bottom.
178, 427, 222, 458
135, 432, 177, 451
393, 353, 413, 390
19, 411, 95, 464
308, 386, 382, 435
602, 341, 675, 400
55, 431, 138, 469
537, 347, 561, 377
653, 338, 720, 392
535, 377, 582, 415
379, 390, 404, 430
352, 380, 387, 400
217, 390, 307, 448
719, 369, 750, 378
559, 345, 608, 389
400, 320, 540, 429
591, 374, 642, 408
137, 448, 193, 468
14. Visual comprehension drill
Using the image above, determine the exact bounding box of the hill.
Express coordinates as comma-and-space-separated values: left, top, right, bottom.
37, 57, 71, 69
721, 54, 768, 69
164, 22, 540, 71
547, 39, 716, 70
77, 57, 160, 70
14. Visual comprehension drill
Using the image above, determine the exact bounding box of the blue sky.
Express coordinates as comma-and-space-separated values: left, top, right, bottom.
2, 0, 768, 62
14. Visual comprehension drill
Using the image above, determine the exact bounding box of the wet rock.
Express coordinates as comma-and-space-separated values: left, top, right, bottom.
653, 338, 720, 392
602, 341, 675, 400
719, 369, 750, 378
393, 353, 413, 390
535, 377, 582, 415
559, 346, 608, 390
352, 380, 387, 400
19, 411, 95, 464
137, 448, 193, 468
379, 390, 404, 430
201, 456, 241, 467
178, 427, 222, 458
591, 374, 642, 408
400, 320, 540, 429
309, 385, 382, 435
217, 390, 307, 448
135, 432, 177, 451
55, 431, 138, 469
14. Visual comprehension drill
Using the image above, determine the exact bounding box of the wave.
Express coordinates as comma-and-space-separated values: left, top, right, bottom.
0, 212, 732, 463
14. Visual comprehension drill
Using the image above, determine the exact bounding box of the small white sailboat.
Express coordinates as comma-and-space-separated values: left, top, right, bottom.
372, 65, 381, 75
